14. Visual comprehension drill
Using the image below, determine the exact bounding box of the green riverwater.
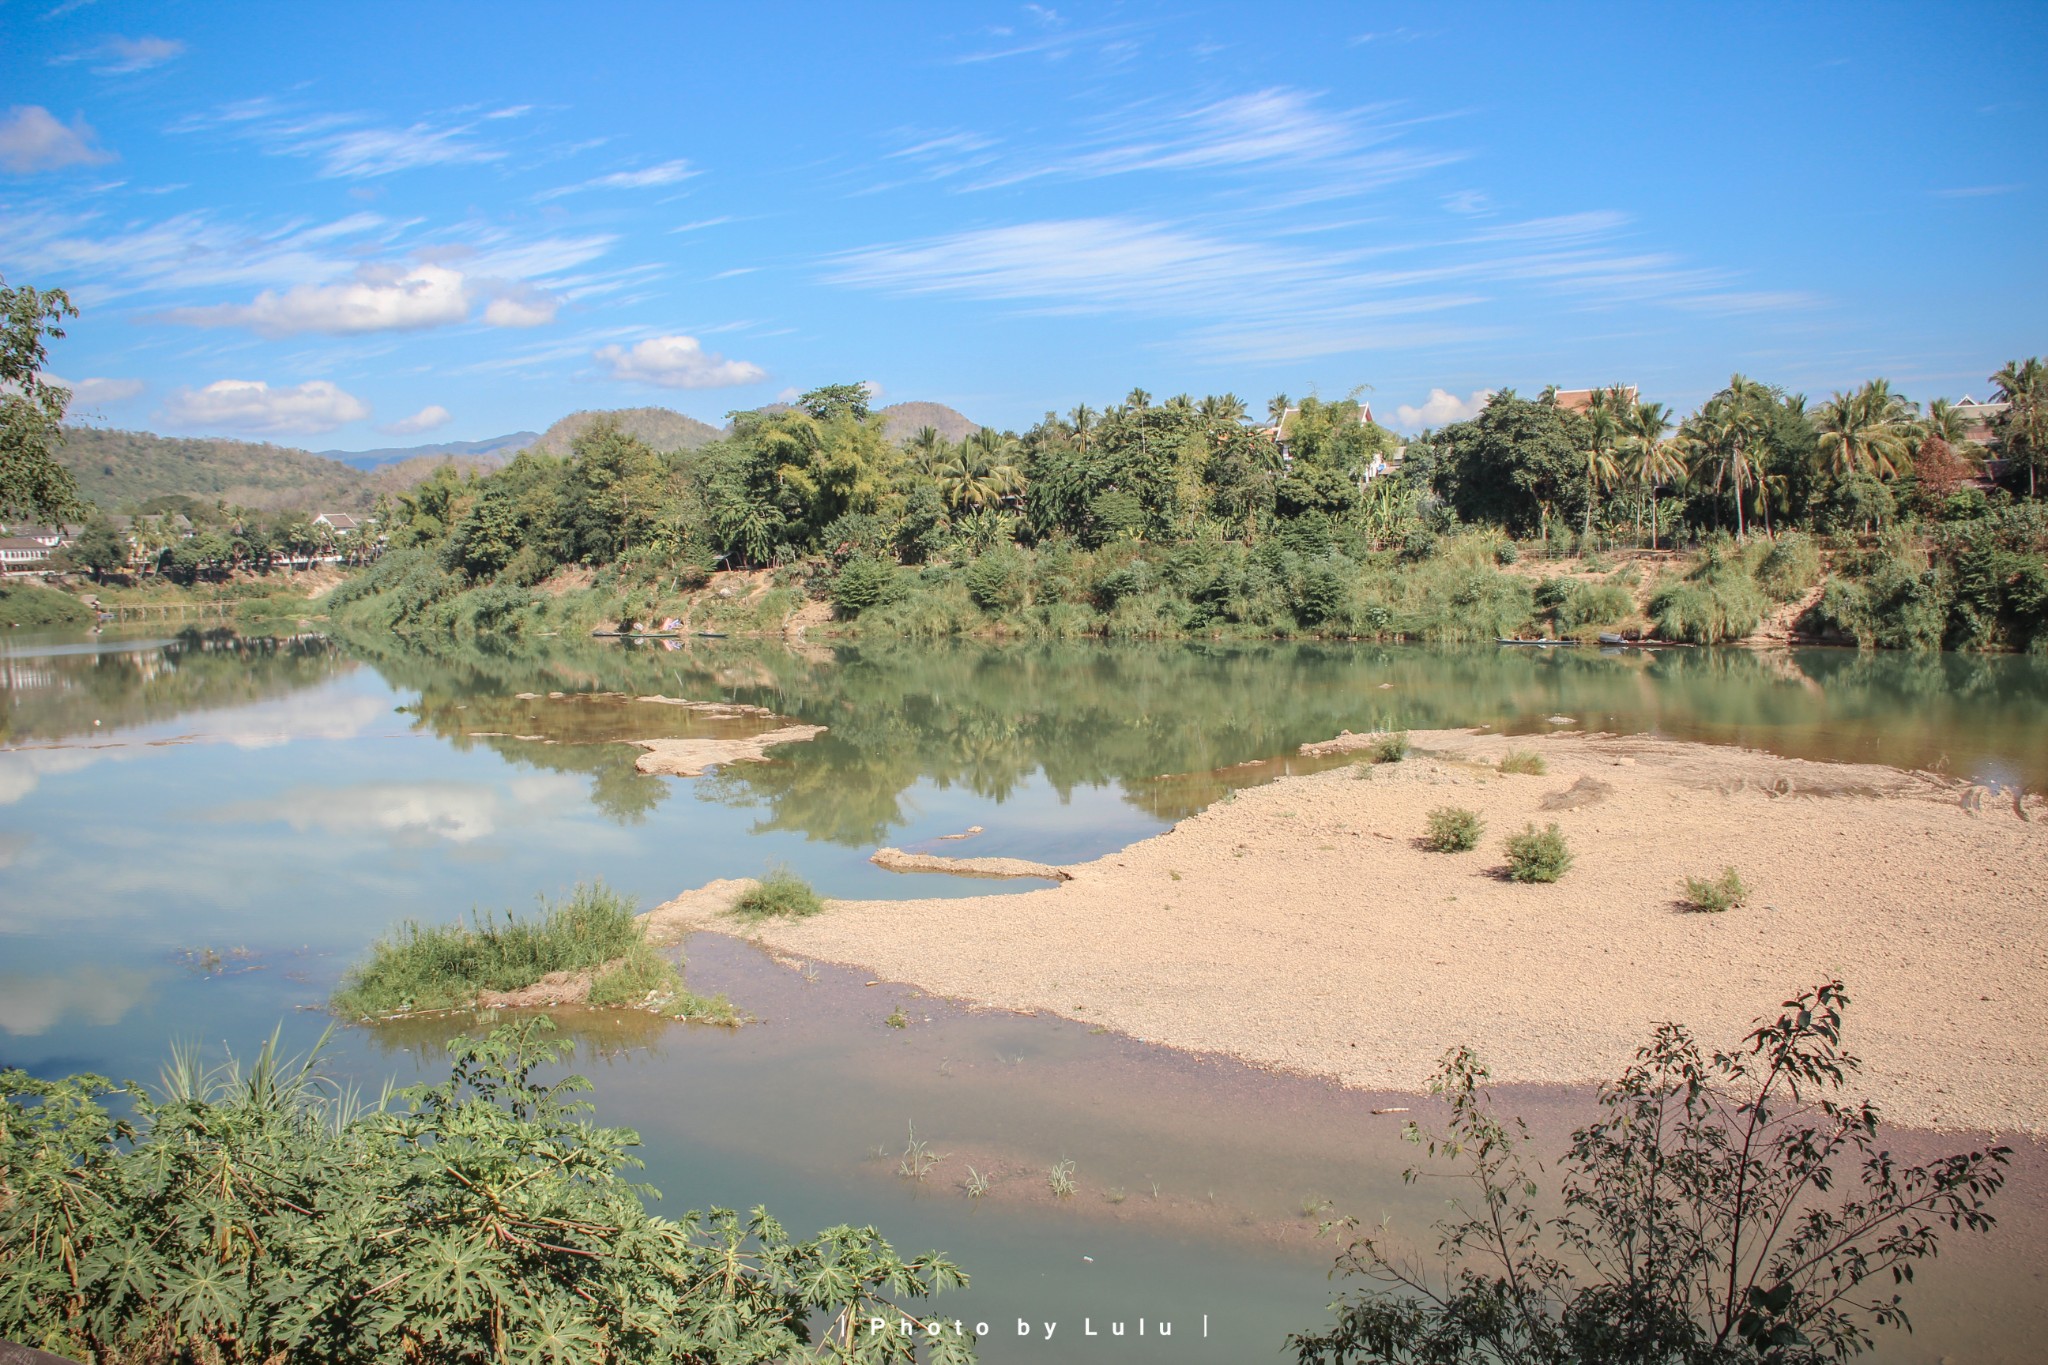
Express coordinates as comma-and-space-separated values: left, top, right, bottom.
4, 628, 2046, 1362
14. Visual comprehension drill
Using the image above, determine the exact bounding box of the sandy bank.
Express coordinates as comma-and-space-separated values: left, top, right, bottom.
628, 724, 825, 777
681, 729, 2048, 1134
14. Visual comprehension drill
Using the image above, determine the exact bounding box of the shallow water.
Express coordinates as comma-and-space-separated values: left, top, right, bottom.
4, 627, 2046, 1361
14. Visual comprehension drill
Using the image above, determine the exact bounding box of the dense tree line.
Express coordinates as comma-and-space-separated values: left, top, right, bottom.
341, 365, 2046, 651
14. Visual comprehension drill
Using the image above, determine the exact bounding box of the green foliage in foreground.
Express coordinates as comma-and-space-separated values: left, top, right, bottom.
1291, 982, 2009, 1365
1503, 822, 1572, 882
1422, 807, 1483, 853
1369, 731, 1411, 763
333, 883, 732, 1022
1497, 750, 1547, 776
0, 581, 92, 629
730, 868, 826, 924
1683, 866, 1752, 913
0, 1021, 972, 1363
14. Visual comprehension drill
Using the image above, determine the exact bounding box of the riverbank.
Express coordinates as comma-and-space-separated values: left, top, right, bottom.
655, 728, 2048, 1134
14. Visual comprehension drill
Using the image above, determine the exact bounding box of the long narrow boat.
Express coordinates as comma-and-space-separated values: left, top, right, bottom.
1495, 637, 1582, 646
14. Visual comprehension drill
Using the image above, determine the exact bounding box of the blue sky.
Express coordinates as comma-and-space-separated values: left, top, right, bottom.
2, 1, 2042, 447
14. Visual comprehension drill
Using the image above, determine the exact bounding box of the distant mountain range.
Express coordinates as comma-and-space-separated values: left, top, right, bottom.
317, 432, 539, 471
55, 400, 982, 514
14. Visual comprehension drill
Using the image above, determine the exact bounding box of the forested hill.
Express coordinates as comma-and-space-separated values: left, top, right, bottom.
530, 408, 725, 456
318, 432, 538, 471
878, 401, 979, 443
56, 426, 381, 513
530, 402, 982, 456
55, 399, 985, 514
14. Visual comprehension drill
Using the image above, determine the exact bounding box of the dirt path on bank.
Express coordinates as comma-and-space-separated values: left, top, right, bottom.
657, 729, 2048, 1134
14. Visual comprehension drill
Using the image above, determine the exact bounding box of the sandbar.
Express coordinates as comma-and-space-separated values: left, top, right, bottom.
679, 729, 2048, 1133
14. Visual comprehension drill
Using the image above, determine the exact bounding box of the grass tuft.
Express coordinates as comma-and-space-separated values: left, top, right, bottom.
335, 883, 641, 1017
1369, 731, 1410, 763
1498, 750, 1547, 776
1047, 1159, 1077, 1199
729, 866, 825, 923
1504, 823, 1573, 883
1682, 866, 1751, 913
1423, 807, 1484, 853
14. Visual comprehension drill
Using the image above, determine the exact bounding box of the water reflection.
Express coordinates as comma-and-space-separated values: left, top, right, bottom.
358, 634, 2048, 833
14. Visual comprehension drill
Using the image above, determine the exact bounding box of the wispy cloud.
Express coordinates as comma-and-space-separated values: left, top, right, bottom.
536, 157, 695, 200
1932, 183, 2022, 198
46, 374, 145, 407
886, 86, 1459, 201
0, 105, 115, 173
826, 209, 1806, 363
50, 34, 186, 75
175, 98, 507, 178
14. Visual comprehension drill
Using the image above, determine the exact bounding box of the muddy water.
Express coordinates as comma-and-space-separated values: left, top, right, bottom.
5, 627, 2047, 1361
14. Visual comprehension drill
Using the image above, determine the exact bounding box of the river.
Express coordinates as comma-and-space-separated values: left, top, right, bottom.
4, 628, 2045, 1362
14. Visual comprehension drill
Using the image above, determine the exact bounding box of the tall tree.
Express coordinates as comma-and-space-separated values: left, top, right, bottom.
1990, 357, 2047, 497
1814, 379, 1915, 480
1624, 399, 1684, 548
1, 278, 87, 525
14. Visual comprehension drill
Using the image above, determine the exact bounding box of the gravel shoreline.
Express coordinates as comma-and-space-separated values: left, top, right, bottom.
657, 728, 2048, 1134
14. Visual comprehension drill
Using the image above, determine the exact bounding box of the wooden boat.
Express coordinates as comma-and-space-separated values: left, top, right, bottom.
1495, 637, 1580, 647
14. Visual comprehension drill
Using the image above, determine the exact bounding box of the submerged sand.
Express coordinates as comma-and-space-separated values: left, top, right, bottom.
628, 724, 826, 777
664, 729, 2048, 1134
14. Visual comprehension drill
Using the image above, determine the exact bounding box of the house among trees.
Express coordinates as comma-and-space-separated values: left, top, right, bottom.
1550, 386, 1639, 415
313, 512, 368, 536
1951, 395, 2010, 446
0, 535, 54, 570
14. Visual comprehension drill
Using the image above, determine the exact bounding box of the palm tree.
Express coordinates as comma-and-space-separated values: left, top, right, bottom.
1686, 401, 1760, 540
1924, 398, 1971, 447
1624, 400, 1681, 547
1067, 404, 1096, 454
1815, 380, 1915, 480
1125, 387, 1152, 411
1266, 393, 1291, 426
1991, 357, 2047, 497
1200, 392, 1248, 424
1579, 387, 1629, 539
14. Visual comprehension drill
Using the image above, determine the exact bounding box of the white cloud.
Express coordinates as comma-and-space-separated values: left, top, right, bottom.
538, 158, 695, 199
481, 283, 558, 327
47, 374, 145, 407
596, 335, 767, 390
0, 105, 115, 173
215, 776, 584, 845
380, 404, 451, 436
1395, 388, 1493, 429
163, 378, 370, 435
51, 35, 186, 74
164, 263, 470, 336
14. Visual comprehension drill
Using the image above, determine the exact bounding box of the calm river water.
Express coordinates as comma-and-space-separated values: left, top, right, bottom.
4, 628, 2045, 1361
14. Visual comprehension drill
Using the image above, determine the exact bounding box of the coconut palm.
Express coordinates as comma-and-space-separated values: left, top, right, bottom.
1199, 392, 1248, 424
1924, 398, 1971, 447
1067, 404, 1096, 453
1624, 400, 1683, 547
1579, 387, 1630, 538
1815, 380, 1916, 480
1266, 393, 1291, 426
1686, 404, 1759, 540
1991, 356, 2047, 496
